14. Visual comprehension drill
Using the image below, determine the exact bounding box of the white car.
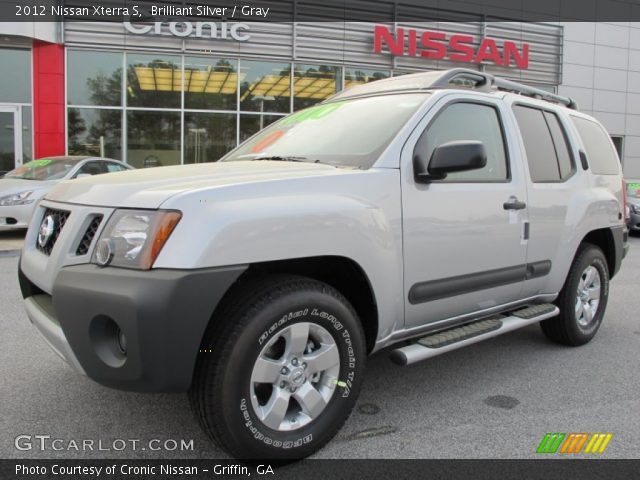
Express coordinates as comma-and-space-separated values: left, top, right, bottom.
0, 156, 132, 230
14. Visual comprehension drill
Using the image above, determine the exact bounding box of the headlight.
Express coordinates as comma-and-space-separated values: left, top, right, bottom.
92, 209, 182, 270
0, 190, 34, 206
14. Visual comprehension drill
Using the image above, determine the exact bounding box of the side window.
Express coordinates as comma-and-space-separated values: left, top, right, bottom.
417, 102, 508, 182
543, 111, 574, 179
513, 105, 574, 183
76, 161, 106, 176
570, 116, 621, 175
104, 162, 128, 173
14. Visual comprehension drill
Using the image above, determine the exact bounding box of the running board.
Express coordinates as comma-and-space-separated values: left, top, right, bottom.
390, 304, 559, 366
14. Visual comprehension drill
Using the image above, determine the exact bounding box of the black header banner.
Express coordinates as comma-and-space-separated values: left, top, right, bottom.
2, 0, 640, 22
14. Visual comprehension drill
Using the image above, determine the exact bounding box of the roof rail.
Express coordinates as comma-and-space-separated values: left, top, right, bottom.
326, 68, 578, 110
432, 68, 578, 110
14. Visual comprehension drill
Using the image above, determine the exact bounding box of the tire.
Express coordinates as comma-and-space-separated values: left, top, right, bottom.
189, 274, 366, 459
540, 244, 610, 346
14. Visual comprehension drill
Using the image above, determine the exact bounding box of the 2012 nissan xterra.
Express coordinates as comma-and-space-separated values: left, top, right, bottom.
19, 69, 629, 459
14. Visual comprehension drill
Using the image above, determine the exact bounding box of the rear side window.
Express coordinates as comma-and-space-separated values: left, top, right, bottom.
571, 116, 621, 175
543, 111, 574, 179
513, 105, 574, 183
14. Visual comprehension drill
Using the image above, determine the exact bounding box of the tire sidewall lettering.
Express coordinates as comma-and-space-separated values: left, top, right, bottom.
239, 304, 360, 450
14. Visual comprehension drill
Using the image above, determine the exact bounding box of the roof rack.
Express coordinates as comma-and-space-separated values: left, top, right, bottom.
327, 68, 578, 110
430, 68, 579, 110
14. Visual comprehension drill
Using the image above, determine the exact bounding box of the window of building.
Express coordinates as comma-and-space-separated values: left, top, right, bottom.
127, 54, 182, 109
513, 105, 573, 182
610, 135, 624, 160
67, 108, 122, 159
184, 57, 237, 111
417, 102, 508, 182
240, 60, 291, 113
0, 48, 31, 103
22, 106, 32, 164
0, 48, 33, 167
67, 50, 122, 106
293, 64, 341, 111
127, 111, 181, 168
570, 116, 621, 175
344, 68, 390, 89
184, 112, 237, 164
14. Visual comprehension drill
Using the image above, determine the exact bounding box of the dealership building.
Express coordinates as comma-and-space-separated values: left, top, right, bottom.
0, 19, 639, 177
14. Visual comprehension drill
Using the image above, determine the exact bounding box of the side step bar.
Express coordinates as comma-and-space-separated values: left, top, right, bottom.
390, 304, 559, 366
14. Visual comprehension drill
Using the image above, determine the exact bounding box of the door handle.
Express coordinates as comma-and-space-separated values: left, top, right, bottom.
503, 197, 526, 210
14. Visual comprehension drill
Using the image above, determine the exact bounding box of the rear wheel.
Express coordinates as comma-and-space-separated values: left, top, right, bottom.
540, 244, 609, 346
189, 275, 366, 459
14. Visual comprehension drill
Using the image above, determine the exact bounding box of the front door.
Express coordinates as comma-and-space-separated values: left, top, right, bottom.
401, 96, 529, 329
0, 106, 22, 175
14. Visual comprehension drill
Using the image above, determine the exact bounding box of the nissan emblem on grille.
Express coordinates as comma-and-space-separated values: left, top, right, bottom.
38, 215, 56, 249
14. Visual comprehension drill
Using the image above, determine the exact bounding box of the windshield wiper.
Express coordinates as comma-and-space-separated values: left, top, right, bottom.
252, 156, 337, 167
252, 156, 308, 162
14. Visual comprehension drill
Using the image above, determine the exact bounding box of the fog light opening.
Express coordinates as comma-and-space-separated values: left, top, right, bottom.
89, 315, 127, 368
117, 328, 127, 354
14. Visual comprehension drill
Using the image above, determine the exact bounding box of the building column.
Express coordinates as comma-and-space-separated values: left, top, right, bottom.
32, 40, 65, 158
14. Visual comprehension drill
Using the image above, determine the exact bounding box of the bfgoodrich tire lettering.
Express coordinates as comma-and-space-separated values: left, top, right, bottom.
540, 244, 610, 346
189, 275, 366, 459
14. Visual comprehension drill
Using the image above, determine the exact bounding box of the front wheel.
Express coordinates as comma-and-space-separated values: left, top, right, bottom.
541, 244, 610, 346
189, 275, 366, 459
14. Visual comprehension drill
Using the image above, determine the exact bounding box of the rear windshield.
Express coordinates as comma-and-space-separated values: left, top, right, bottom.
222, 93, 428, 169
570, 116, 620, 175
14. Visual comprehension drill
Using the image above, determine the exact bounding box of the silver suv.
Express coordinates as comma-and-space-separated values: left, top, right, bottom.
18, 69, 629, 459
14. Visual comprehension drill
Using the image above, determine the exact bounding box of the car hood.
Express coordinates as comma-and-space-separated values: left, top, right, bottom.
45, 161, 349, 208
0, 178, 57, 197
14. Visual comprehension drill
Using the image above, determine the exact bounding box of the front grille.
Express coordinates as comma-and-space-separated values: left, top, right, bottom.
36, 208, 70, 256
76, 215, 103, 256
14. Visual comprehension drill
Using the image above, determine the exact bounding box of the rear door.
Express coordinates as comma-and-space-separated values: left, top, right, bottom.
401, 94, 529, 329
509, 102, 581, 298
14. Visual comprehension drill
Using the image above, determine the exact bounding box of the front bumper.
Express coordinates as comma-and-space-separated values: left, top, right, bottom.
20, 262, 246, 392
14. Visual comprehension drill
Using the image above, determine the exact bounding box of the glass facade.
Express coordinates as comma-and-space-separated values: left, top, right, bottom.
66, 49, 391, 166
0, 48, 33, 169
67, 108, 121, 159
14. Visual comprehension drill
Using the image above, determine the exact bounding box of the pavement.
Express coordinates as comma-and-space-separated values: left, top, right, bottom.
1, 234, 639, 460
0, 230, 24, 257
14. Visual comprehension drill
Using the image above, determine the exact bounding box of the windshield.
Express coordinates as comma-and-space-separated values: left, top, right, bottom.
628, 182, 640, 198
5, 158, 81, 181
222, 93, 429, 169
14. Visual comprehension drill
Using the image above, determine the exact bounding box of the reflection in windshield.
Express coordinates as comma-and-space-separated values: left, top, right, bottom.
627, 182, 640, 198
222, 93, 429, 169
5, 158, 80, 181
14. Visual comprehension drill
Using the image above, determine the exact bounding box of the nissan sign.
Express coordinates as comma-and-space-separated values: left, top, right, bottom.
124, 21, 251, 42
373, 25, 529, 69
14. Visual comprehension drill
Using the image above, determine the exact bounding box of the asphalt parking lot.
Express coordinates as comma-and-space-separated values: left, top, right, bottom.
1, 235, 639, 460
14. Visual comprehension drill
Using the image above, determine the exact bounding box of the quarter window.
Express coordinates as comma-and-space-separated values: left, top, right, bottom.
417, 102, 508, 182
571, 116, 621, 175
513, 105, 574, 182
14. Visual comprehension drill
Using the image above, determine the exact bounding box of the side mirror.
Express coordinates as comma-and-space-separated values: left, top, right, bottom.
75, 173, 92, 179
414, 140, 487, 183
